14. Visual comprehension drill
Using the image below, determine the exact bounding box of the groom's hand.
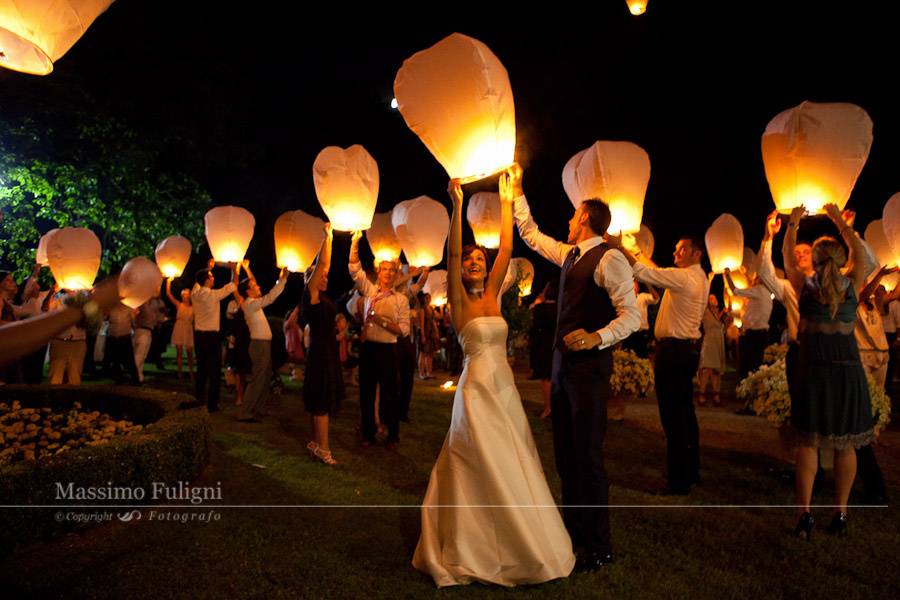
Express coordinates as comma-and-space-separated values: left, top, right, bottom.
563, 329, 601, 351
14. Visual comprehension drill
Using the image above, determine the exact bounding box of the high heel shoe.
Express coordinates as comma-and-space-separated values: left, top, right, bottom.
306, 441, 319, 458
792, 512, 814, 540
314, 446, 338, 466
826, 512, 848, 537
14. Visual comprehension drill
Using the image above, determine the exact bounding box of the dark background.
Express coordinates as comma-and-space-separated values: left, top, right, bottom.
2, 1, 897, 302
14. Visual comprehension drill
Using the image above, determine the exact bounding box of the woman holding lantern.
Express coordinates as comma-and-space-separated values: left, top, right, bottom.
165, 278, 195, 379
783, 203, 874, 539
413, 169, 575, 587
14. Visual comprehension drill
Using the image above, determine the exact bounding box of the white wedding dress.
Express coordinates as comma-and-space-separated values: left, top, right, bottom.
412, 316, 574, 587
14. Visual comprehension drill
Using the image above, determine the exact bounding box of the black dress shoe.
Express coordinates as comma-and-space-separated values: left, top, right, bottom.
574, 551, 614, 574
825, 512, 848, 537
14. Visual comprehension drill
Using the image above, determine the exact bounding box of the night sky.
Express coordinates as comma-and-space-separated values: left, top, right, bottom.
2, 2, 898, 298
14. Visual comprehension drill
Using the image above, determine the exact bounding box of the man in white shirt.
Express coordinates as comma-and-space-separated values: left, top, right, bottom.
189, 261, 239, 412
623, 281, 659, 358
510, 165, 639, 572
610, 234, 709, 495
724, 270, 773, 379
234, 267, 288, 421
348, 232, 410, 449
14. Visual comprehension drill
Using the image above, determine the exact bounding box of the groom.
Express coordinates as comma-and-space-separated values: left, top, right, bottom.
509, 164, 640, 572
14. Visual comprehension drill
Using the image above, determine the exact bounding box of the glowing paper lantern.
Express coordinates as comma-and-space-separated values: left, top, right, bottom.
391, 196, 449, 267
864, 218, 900, 291
35, 228, 60, 266
511, 257, 534, 296
742, 247, 757, 276
274, 210, 325, 273
118, 257, 163, 309
626, 0, 648, 15
423, 269, 448, 306
466, 192, 501, 249
626, 224, 654, 260
705, 214, 744, 274
729, 271, 750, 290
154, 235, 192, 279
394, 33, 516, 183
882, 193, 900, 265
562, 141, 650, 235
366, 212, 402, 263
46, 226, 100, 290
204, 206, 255, 263
762, 101, 873, 215
0, 0, 114, 75
312, 145, 379, 231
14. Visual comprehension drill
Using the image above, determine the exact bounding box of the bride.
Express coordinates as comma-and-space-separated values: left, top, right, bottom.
412, 169, 575, 587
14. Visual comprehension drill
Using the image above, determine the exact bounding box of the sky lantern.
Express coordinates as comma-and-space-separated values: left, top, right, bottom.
882, 192, 900, 266
742, 246, 757, 276
625, 223, 654, 260
118, 256, 162, 309
391, 196, 449, 267
466, 192, 501, 249
35, 228, 60, 266
423, 269, 448, 306
729, 270, 750, 290
274, 210, 324, 273
511, 257, 534, 296
393, 33, 516, 183
154, 235, 192, 279
705, 214, 744, 274
562, 141, 650, 235
626, 0, 648, 15
761, 101, 873, 215
204, 206, 255, 264
0, 0, 114, 75
46, 226, 100, 290
312, 145, 379, 231
365, 211, 402, 263
865, 217, 900, 291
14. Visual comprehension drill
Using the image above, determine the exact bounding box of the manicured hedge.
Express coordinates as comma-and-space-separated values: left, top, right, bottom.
0, 385, 209, 555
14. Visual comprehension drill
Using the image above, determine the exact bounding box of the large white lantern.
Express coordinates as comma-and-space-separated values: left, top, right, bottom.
118, 256, 162, 309
0, 0, 114, 75
705, 214, 744, 274
391, 196, 449, 268
312, 145, 379, 232
154, 235, 192, 279
394, 33, 516, 183
882, 193, 900, 266
274, 210, 325, 273
562, 141, 650, 235
365, 211, 402, 263
46, 226, 101, 290
626, 0, 648, 15
865, 217, 900, 291
762, 101, 873, 215
626, 224, 654, 260
35, 227, 60, 266
511, 257, 534, 296
423, 269, 448, 306
204, 206, 255, 264
466, 192, 501, 249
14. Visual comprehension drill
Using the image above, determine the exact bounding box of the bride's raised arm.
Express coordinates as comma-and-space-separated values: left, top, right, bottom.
487, 172, 514, 299
447, 179, 467, 331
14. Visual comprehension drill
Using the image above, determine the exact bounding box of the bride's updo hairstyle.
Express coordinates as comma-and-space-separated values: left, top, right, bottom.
811, 236, 848, 318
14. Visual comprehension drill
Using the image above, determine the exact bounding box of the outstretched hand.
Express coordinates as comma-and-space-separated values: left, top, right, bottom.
604, 231, 623, 250
498, 172, 514, 204
764, 210, 782, 240
507, 162, 523, 196
788, 205, 806, 227
448, 179, 463, 206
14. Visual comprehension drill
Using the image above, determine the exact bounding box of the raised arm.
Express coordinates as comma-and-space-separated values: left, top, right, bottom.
487, 172, 514, 298
860, 266, 899, 305
348, 228, 377, 297
230, 262, 244, 306
447, 179, 468, 331
309, 224, 333, 304
508, 163, 571, 267
824, 203, 866, 293
165, 278, 181, 308
782, 205, 806, 296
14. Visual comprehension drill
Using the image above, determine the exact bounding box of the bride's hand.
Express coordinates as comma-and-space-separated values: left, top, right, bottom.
562, 329, 601, 351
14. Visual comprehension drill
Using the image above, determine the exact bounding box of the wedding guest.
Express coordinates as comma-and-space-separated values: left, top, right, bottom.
724, 270, 773, 379
46, 288, 89, 385
133, 292, 164, 382
622, 281, 658, 359
166, 278, 195, 379
104, 301, 140, 385
697, 294, 728, 406
418, 293, 440, 380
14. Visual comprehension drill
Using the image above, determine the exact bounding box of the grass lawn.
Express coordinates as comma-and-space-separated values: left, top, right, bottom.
2, 353, 898, 599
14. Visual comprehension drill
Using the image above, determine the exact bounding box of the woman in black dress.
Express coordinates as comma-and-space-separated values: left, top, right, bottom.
784, 204, 874, 538
302, 224, 344, 466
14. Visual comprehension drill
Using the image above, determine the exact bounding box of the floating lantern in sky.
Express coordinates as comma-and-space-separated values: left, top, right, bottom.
391, 196, 449, 267
866, 216, 900, 291
761, 101, 872, 215
466, 192, 502, 249
366, 212, 402, 263
46, 226, 101, 290
705, 214, 744, 274
274, 210, 324, 273
882, 192, 900, 266
204, 206, 255, 264
423, 269, 448, 306
118, 257, 163, 309
626, 0, 648, 15
394, 33, 516, 183
35, 228, 60, 266
154, 235, 192, 279
312, 145, 379, 231
562, 141, 650, 235
510, 257, 534, 296
0, 0, 114, 75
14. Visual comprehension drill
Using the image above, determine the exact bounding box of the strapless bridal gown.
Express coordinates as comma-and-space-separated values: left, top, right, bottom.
412, 316, 574, 587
